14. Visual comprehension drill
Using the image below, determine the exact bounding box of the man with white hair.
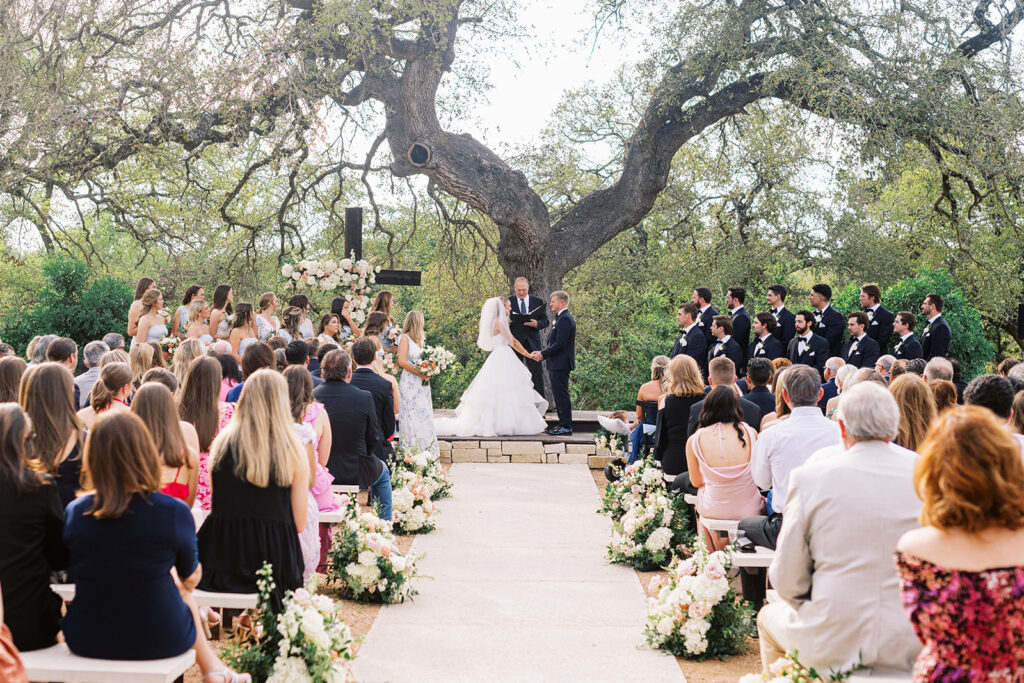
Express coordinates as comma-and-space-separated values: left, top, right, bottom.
74, 340, 110, 408
211, 340, 233, 355
874, 354, 896, 382
1010, 363, 1024, 382
508, 276, 549, 396
756, 382, 922, 674
818, 357, 845, 413
923, 356, 953, 383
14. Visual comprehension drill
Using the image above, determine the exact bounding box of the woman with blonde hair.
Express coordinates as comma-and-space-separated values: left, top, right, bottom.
896, 406, 1024, 679
277, 305, 303, 344
77, 363, 133, 430
197, 370, 308, 608
890, 374, 938, 452
770, 358, 792, 394
824, 365, 857, 419
19, 363, 85, 507
397, 310, 437, 454
134, 289, 168, 348
185, 300, 213, 344
172, 339, 206, 390
129, 342, 154, 387
62, 412, 249, 682
148, 341, 167, 369
100, 349, 131, 366
131, 383, 199, 507
759, 368, 792, 430
627, 355, 671, 462
652, 354, 705, 479
255, 292, 280, 341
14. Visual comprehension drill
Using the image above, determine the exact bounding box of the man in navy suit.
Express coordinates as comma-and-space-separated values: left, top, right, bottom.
743, 358, 776, 416
891, 311, 923, 360
817, 357, 844, 413
508, 277, 550, 396
727, 286, 751, 366
671, 303, 708, 379
809, 283, 845, 357
707, 315, 744, 376
532, 290, 576, 435
748, 312, 785, 362
840, 311, 881, 369
787, 310, 829, 377
920, 293, 952, 359
860, 283, 895, 352
692, 287, 718, 345
766, 284, 796, 345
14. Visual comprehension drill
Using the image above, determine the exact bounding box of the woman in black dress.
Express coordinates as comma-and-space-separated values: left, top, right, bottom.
18, 363, 85, 508
0, 403, 69, 652
653, 354, 706, 477
198, 369, 309, 609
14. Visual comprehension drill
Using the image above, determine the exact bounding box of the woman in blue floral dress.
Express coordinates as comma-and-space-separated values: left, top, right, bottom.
396, 310, 438, 456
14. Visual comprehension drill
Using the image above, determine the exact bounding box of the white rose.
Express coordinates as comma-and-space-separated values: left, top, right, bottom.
390, 555, 407, 572
291, 271, 302, 281
281, 264, 294, 277
357, 550, 377, 566
656, 616, 675, 636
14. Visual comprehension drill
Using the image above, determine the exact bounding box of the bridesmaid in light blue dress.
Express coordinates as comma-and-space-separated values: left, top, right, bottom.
173, 285, 204, 340
396, 311, 438, 456
184, 300, 214, 345
229, 303, 259, 361
133, 289, 169, 348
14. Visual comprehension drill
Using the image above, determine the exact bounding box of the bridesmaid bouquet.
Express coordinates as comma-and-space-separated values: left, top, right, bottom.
380, 352, 399, 377
415, 345, 456, 385
644, 536, 752, 660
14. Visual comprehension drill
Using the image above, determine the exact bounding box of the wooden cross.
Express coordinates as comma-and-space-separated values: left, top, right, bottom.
344, 207, 422, 286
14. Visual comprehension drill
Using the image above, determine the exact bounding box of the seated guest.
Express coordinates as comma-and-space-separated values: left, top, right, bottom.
311, 340, 334, 379
284, 341, 323, 387
142, 367, 178, 394
19, 363, 86, 508
624, 355, 669, 461
0, 343, 14, 357
685, 387, 762, 551
282, 366, 322, 582
63, 412, 247, 681
0, 356, 27, 402
770, 358, 791, 393
198, 370, 308, 609
77, 362, 133, 429
874, 354, 896, 382
758, 382, 922, 673
743, 359, 776, 417
313, 350, 391, 520
741, 365, 841, 550
101, 333, 125, 352
74, 341, 109, 409
225, 342, 275, 402
27, 335, 57, 366
998, 358, 1020, 377
840, 311, 880, 369
889, 358, 910, 379
929, 379, 959, 413
685, 357, 761, 441
950, 358, 968, 403
748, 313, 784, 362
822, 364, 855, 419
46, 338, 80, 407
889, 374, 938, 452
0, 404, 69, 652
963, 374, 1024, 454
131, 383, 200, 507
215, 352, 242, 401
818, 357, 845, 413
180, 357, 236, 515
1014, 391, 1024, 435
897, 407, 1024, 680
653, 355, 705, 480
349, 338, 397, 466
128, 342, 154, 388
905, 358, 926, 376
171, 338, 206, 390
758, 368, 792, 431
923, 356, 952, 384
100, 349, 131, 366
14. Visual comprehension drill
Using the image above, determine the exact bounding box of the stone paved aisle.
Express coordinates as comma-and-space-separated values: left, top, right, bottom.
353, 463, 682, 683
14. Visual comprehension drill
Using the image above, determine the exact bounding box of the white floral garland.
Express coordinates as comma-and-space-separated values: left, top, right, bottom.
281, 251, 380, 325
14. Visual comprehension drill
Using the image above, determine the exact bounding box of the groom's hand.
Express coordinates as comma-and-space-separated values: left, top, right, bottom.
529, 351, 543, 361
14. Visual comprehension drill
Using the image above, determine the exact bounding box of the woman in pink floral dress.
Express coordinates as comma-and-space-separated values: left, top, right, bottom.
177, 357, 234, 512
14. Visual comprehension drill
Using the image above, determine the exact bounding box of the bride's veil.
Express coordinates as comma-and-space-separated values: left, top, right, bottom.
476, 297, 509, 352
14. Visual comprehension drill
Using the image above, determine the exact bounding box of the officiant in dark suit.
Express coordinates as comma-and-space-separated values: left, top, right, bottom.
509, 277, 550, 396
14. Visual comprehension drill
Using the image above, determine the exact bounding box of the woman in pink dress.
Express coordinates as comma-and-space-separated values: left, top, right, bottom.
685, 386, 764, 551
177, 357, 233, 512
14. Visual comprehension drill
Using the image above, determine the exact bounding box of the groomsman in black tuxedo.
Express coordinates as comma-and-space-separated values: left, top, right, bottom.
809, 283, 845, 357
891, 311, 924, 360
707, 315, 744, 374
920, 293, 952, 359
766, 284, 795, 345
531, 290, 576, 435
748, 312, 784, 361
671, 303, 708, 378
726, 286, 751, 367
508, 277, 550, 396
860, 283, 895, 352
692, 287, 718, 344
788, 310, 829, 377
841, 311, 881, 369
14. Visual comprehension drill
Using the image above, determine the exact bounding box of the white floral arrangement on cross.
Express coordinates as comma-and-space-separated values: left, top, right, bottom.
390, 474, 438, 534
391, 445, 452, 500
280, 251, 381, 325
645, 535, 752, 660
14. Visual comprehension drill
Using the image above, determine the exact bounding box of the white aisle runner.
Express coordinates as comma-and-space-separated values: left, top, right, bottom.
353, 463, 682, 682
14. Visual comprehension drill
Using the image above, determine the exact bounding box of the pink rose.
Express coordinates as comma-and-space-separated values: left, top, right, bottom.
705, 559, 726, 579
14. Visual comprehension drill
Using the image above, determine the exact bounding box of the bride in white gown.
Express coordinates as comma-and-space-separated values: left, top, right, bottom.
434, 297, 549, 437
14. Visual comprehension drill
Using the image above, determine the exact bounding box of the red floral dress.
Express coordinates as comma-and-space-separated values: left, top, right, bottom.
895, 551, 1024, 681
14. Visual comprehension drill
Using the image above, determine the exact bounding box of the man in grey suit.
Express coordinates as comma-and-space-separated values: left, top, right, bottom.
757, 381, 922, 673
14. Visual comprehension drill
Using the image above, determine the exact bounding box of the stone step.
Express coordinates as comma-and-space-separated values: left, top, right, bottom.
436, 436, 618, 470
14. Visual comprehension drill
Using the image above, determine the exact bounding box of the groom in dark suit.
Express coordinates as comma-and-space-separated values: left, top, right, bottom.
530, 290, 576, 435
508, 277, 550, 396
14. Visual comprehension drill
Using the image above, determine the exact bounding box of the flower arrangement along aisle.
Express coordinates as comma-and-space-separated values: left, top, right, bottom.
415, 344, 456, 385
391, 445, 452, 500
390, 475, 438, 534
225, 564, 356, 682
280, 252, 380, 325
607, 482, 692, 570
644, 535, 752, 660
598, 456, 667, 521
325, 496, 420, 604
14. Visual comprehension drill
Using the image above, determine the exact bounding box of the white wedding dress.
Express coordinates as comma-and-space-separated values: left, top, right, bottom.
434, 298, 548, 437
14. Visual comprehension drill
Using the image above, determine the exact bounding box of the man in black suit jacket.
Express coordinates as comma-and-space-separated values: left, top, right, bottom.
508, 277, 550, 396
891, 311, 924, 360
707, 315, 744, 376
313, 349, 391, 518
817, 357, 844, 413
920, 293, 952, 359
285, 341, 324, 387
532, 290, 576, 435
671, 303, 708, 379
809, 283, 845, 357
766, 284, 796, 345
349, 338, 397, 464
748, 312, 785, 362
860, 283, 894, 351
685, 357, 762, 442
693, 287, 718, 345
727, 286, 751, 366
743, 358, 776, 416
840, 311, 881, 369
787, 310, 830, 377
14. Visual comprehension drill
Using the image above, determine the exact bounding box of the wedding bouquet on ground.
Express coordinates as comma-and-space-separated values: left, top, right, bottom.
326, 497, 420, 604
607, 484, 692, 570
415, 344, 456, 385
390, 475, 438, 534
644, 536, 752, 660
598, 456, 665, 521
391, 445, 452, 500
738, 651, 863, 683
225, 564, 357, 682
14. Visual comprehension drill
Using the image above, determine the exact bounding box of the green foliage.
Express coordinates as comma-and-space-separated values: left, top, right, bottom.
0, 256, 133, 355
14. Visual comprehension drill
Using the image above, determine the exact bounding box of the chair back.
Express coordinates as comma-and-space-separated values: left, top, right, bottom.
636, 399, 659, 425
